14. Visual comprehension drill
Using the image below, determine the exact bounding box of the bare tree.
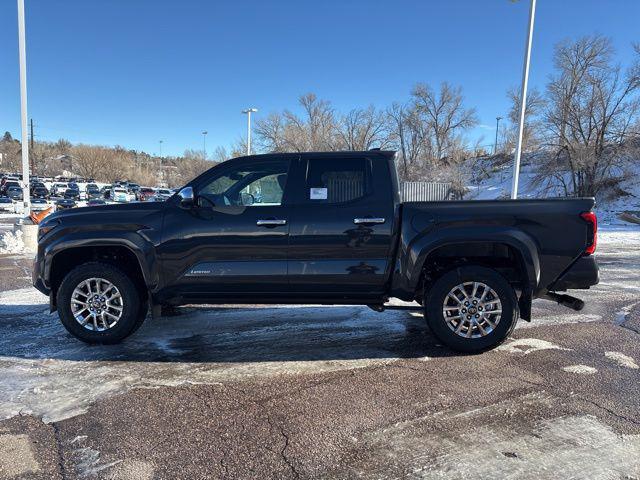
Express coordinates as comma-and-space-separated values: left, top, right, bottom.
336, 106, 390, 150
179, 149, 213, 183
254, 93, 338, 152
387, 102, 428, 179
504, 86, 546, 153
0, 134, 21, 172
540, 35, 640, 196
411, 82, 478, 162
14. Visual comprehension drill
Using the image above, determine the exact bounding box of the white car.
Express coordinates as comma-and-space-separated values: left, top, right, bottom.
51, 183, 68, 196
110, 187, 134, 203
0, 197, 14, 213
30, 197, 50, 212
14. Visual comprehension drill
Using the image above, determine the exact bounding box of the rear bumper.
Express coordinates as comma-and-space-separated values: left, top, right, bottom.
549, 256, 599, 291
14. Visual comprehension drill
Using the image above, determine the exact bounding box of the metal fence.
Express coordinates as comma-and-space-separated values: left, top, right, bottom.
401, 182, 452, 202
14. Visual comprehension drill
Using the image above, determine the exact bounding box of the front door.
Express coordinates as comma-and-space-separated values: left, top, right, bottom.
287, 155, 395, 297
158, 157, 293, 300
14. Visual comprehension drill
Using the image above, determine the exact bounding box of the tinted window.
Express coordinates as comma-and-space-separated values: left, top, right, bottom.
200, 161, 289, 207
305, 158, 369, 203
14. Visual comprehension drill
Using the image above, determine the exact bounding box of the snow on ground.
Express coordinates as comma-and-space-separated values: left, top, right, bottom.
0, 230, 635, 423
466, 157, 640, 228
0, 231, 26, 255
0, 285, 417, 423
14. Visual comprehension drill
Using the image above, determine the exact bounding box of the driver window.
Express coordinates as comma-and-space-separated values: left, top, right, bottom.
199, 160, 289, 207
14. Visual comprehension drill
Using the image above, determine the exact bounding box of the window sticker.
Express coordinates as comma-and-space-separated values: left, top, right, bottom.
310, 187, 328, 200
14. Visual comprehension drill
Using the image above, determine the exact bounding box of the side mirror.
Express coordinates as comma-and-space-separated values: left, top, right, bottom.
178, 186, 194, 209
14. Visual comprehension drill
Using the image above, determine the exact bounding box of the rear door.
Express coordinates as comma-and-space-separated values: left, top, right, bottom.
287, 155, 395, 297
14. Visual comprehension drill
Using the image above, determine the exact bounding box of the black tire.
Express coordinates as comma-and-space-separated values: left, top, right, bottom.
56, 262, 147, 344
424, 266, 518, 353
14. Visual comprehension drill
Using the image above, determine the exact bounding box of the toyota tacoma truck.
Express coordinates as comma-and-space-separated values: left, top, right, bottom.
32, 151, 599, 352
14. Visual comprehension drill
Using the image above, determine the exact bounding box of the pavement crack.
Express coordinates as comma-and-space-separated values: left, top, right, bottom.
576, 396, 640, 426
277, 421, 299, 478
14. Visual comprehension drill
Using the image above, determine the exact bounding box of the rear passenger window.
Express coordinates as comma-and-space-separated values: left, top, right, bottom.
305, 158, 369, 203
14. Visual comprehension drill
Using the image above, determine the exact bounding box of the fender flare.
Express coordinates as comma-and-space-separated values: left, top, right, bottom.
405, 226, 541, 294
43, 230, 159, 291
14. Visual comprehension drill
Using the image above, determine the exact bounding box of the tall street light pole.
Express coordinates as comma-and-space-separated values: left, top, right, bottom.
159, 140, 163, 157
242, 108, 258, 156
202, 131, 208, 158
511, 0, 536, 199
494, 116, 502, 154
17, 0, 30, 216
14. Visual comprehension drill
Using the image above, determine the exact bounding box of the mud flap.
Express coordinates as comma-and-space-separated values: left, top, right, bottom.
49, 293, 57, 313
518, 290, 532, 322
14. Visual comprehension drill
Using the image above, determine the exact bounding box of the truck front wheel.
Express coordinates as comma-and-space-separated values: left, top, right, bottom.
424, 266, 518, 353
56, 262, 147, 344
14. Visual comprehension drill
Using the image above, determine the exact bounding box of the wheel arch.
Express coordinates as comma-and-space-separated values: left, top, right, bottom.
47, 241, 151, 309
404, 229, 540, 320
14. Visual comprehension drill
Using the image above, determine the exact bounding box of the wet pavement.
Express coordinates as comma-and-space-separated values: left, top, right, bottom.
0, 230, 638, 479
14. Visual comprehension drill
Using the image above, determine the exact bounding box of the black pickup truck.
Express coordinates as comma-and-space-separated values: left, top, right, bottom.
33, 151, 599, 352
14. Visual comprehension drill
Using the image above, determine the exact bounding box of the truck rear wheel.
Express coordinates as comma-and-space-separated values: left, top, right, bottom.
424, 266, 518, 353
56, 262, 147, 344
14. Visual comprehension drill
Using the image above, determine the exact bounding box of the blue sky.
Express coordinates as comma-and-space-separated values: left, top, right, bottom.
1, 0, 639, 157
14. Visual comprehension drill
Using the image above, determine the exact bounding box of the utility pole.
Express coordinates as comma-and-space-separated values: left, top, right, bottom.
17, 0, 30, 216
511, 0, 536, 199
30, 118, 34, 174
242, 108, 258, 155
202, 131, 208, 158
494, 116, 502, 155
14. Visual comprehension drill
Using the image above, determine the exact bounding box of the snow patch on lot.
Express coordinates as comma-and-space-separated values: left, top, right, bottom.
562, 364, 597, 375
497, 338, 570, 355
0, 231, 25, 255
604, 351, 639, 369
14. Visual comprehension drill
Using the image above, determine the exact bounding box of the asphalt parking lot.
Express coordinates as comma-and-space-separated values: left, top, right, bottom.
0, 229, 638, 479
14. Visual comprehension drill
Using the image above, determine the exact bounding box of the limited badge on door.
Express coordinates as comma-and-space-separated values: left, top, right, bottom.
310, 187, 328, 200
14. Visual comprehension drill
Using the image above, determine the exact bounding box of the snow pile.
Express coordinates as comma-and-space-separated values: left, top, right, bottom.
0, 230, 26, 255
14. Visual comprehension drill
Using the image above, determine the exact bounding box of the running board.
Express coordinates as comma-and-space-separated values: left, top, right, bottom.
544, 292, 585, 311
368, 304, 423, 313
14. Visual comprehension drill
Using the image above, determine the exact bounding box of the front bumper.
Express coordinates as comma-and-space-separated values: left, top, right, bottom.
549, 256, 599, 291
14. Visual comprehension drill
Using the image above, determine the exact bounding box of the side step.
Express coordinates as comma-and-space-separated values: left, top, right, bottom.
544, 292, 585, 311
368, 304, 423, 313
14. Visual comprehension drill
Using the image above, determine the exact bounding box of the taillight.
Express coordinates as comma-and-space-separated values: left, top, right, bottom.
580, 211, 597, 255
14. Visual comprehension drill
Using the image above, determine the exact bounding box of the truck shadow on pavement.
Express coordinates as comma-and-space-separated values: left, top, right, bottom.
0, 303, 458, 364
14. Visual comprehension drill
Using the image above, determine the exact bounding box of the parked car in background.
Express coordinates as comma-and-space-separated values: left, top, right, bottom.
30, 197, 49, 211
31, 185, 49, 199
86, 184, 101, 199
0, 197, 14, 212
30, 181, 49, 197
138, 187, 155, 202
6, 186, 23, 201
128, 183, 141, 198
151, 188, 173, 201
55, 198, 76, 210
86, 199, 106, 207
51, 183, 68, 196
1, 180, 20, 196
111, 187, 134, 203
101, 186, 112, 199
64, 185, 81, 200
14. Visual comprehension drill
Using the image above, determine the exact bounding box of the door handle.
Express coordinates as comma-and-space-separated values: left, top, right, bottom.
353, 217, 386, 225
256, 218, 287, 226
